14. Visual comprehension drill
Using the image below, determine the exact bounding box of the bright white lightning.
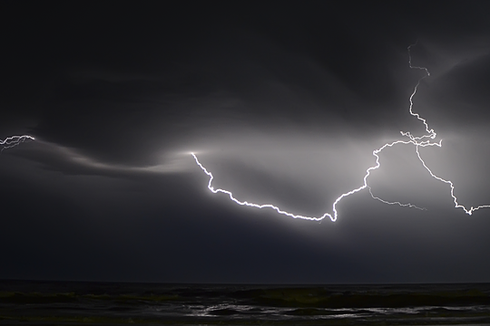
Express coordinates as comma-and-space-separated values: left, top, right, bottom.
1, 135, 35, 151
415, 146, 490, 215
191, 44, 490, 220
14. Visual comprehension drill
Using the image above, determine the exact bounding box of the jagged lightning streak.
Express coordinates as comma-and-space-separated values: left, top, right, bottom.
1, 135, 35, 152
192, 43, 490, 221
415, 142, 490, 215
404, 43, 490, 215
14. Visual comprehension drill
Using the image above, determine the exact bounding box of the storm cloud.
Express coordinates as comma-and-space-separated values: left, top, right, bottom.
1, 1, 490, 283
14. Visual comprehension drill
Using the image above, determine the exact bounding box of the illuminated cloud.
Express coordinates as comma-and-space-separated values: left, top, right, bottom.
190, 44, 490, 220
2, 1, 490, 283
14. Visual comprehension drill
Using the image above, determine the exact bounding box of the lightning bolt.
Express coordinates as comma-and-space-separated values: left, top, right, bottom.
191, 43, 490, 221
1, 135, 35, 152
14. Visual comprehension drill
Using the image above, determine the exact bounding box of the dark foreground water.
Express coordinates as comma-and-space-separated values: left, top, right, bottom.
1, 281, 490, 325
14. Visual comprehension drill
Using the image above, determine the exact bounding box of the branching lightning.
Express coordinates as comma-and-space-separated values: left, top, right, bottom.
1, 135, 35, 152
192, 44, 490, 220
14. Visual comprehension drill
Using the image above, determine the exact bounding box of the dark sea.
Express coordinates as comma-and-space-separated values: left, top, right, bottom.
1, 280, 490, 325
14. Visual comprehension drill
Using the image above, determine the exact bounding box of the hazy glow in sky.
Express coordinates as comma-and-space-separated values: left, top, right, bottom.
190, 44, 490, 221
3, 1, 490, 284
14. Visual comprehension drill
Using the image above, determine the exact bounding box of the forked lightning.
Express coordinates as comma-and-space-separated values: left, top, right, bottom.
192, 44, 490, 220
1, 135, 35, 152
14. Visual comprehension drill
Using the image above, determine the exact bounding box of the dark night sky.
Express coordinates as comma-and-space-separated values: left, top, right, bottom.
2, 1, 490, 283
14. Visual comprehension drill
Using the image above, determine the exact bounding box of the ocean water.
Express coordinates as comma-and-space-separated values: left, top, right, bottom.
1, 280, 490, 325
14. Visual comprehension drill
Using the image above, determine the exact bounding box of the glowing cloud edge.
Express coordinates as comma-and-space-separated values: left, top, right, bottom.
191, 44, 490, 221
